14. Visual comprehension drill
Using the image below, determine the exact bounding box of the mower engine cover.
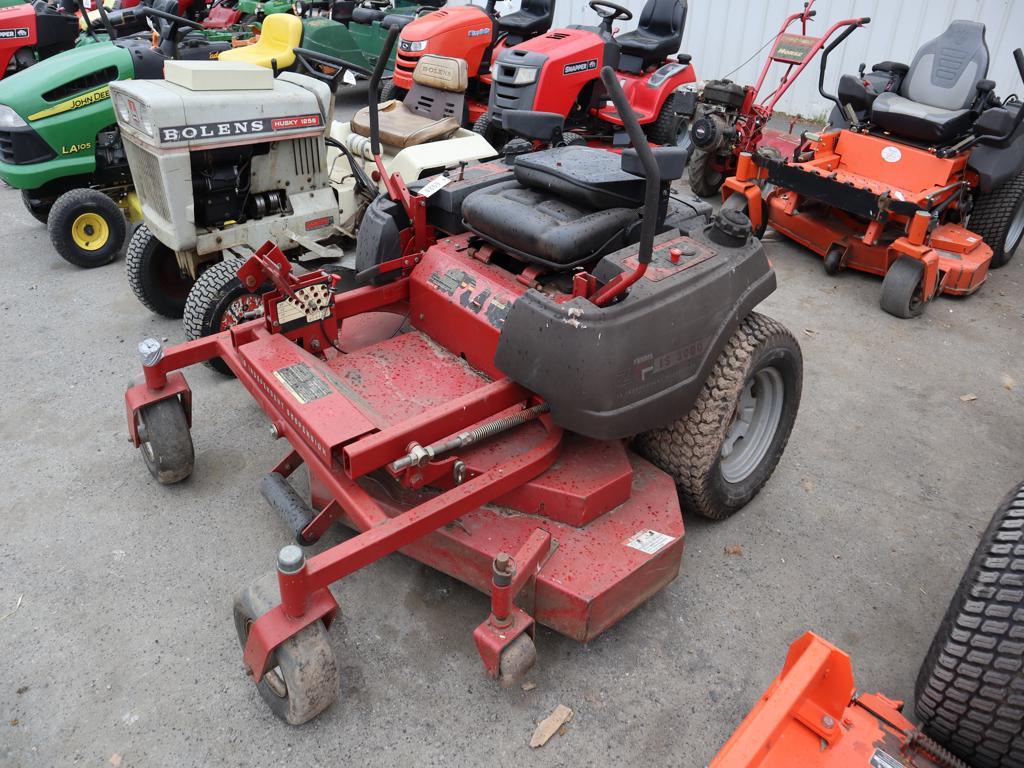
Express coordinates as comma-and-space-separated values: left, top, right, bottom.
110, 63, 336, 254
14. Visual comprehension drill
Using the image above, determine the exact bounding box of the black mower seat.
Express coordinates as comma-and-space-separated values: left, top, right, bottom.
381, 13, 413, 29
615, 0, 686, 74
870, 20, 989, 144
496, 0, 554, 41
352, 6, 386, 23
513, 145, 645, 208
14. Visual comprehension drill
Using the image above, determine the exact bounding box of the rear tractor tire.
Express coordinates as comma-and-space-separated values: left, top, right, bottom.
135, 397, 194, 485
47, 188, 126, 268
183, 258, 267, 377
634, 312, 803, 520
126, 224, 195, 319
233, 572, 339, 725
880, 255, 926, 319
968, 170, 1024, 269
914, 480, 1024, 768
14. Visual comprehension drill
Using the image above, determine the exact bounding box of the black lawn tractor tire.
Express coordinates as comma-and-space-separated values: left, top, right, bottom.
880, 255, 927, 319
126, 224, 194, 319
722, 192, 769, 239
914, 480, 1024, 768
47, 188, 126, 268
378, 79, 405, 104
969, 171, 1024, 269
183, 258, 267, 377
634, 312, 802, 521
20, 189, 51, 224
688, 147, 727, 198
233, 572, 339, 725
645, 93, 693, 154
473, 112, 506, 152
135, 397, 194, 485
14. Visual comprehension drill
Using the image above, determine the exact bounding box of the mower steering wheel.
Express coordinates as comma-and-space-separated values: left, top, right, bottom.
588, 0, 632, 23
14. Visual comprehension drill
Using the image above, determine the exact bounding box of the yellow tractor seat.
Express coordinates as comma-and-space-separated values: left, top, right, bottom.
219, 13, 303, 70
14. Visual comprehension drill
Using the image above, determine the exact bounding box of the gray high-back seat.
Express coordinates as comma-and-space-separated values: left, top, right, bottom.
871, 20, 989, 143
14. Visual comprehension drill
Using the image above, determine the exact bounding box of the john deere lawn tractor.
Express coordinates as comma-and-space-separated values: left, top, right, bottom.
0, 2, 238, 267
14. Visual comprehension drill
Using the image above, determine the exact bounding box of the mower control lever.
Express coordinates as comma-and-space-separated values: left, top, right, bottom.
817, 20, 870, 114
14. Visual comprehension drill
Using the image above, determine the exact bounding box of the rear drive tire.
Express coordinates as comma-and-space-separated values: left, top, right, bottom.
20, 189, 51, 224
914, 480, 1024, 768
969, 171, 1024, 268
47, 188, 126, 268
135, 397, 194, 485
687, 148, 727, 197
182, 258, 266, 377
126, 224, 194, 318
880, 255, 926, 318
634, 312, 803, 520
233, 572, 339, 725
646, 93, 692, 154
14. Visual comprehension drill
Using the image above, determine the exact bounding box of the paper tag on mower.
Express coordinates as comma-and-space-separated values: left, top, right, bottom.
418, 174, 453, 198
870, 749, 907, 768
625, 529, 674, 555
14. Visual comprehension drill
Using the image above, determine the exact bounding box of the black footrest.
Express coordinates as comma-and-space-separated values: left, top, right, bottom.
260, 472, 319, 545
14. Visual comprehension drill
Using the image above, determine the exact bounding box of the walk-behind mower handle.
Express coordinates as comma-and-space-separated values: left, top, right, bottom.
817, 18, 870, 112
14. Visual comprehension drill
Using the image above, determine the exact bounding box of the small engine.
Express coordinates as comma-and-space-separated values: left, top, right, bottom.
691, 79, 747, 153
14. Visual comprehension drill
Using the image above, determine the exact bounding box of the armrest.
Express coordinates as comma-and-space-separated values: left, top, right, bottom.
872, 60, 909, 76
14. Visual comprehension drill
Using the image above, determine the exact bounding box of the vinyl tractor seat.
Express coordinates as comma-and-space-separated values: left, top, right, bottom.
870, 20, 989, 143
461, 144, 684, 268
496, 0, 554, 45
351, 55, 466, 148
219, 13, 303, 69
614, 0, 686, 74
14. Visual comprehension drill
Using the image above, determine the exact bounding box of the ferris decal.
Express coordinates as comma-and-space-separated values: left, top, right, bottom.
563, 58, 598, 75
159, 114, 322, 143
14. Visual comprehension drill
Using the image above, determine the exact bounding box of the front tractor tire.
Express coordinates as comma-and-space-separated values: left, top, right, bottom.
233, 573, 339, 725
47, 188, 126, 268
634, 312, 803, 520
645, 92, 693, 154
20, 189, 51, 224
915, 480, 1024, 768
473, 112, 506, 152
969, 171, 1024, 269
378, 79, 406, 104
126, 224, 195, 319
183, 259, 267, 377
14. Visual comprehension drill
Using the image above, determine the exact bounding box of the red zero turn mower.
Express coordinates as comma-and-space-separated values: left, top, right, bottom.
687, 0, 869, 196
723, 22, 1024, 319
124, 55, 803, 724
712, 480, 1024, 768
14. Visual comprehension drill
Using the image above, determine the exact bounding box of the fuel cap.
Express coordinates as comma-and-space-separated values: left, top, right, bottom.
709, 206, 752, 247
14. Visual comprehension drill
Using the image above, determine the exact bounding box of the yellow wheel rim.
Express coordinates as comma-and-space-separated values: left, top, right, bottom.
70, 212, 110, 251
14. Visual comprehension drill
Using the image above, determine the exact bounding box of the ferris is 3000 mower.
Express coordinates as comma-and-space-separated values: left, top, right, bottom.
723, 22, 1024, 318
123, 61, 803, 723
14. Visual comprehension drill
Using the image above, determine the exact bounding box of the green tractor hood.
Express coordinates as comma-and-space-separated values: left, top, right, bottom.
0, 42, 133, 189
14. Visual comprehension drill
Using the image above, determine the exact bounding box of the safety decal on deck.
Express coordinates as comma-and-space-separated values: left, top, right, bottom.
273, 363, 332, 405
625, 529, 674, 555
869, 749, 907, 768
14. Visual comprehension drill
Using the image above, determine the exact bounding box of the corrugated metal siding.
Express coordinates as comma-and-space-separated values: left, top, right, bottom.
452, 0, 1024, 118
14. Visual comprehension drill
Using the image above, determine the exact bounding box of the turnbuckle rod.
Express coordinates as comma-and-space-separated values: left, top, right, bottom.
390, 404, 550, 473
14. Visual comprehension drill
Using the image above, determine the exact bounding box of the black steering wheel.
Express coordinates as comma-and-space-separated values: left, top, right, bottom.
589, 0, 632, 22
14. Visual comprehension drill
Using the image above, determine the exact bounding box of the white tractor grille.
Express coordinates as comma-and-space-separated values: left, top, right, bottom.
123, 138, 171, 221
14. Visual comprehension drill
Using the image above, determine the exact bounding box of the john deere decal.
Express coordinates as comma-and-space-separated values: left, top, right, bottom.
28, 86, 110, 122
563, 59, 598, 75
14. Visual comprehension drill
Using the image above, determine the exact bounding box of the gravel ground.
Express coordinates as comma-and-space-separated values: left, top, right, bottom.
1, 87, 1022, 767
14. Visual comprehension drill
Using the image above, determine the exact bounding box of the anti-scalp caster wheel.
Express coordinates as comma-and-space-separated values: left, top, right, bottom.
634, 312, 803, 520
233, 573, 339, 725
135, 397, 194, 485
47, 188, 126, 268
498, 633, 536, 688
823, 245, 844, 275
880, 255, 926, 318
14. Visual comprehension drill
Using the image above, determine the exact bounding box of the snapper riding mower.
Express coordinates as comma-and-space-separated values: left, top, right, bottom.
722, 22, 1024, 318
0, 0, 80, 78
712, 480, 1024, 768
113, 32, 493, 322
0, 1, 249, 267
686, 0, 869, 196
122, 59, 803, 724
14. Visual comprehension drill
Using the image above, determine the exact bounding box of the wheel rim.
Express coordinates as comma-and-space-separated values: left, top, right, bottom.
1006, 198, 1024, 254
71, 212, 110, 251
219, 293, 263, 331
720, 367, 785, 484
244, 617, 288, 698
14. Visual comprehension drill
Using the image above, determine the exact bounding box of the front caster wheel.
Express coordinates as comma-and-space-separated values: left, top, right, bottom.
823, 245, 844, 275
634, 312, 803, 520
136, 397, 194, 484
880, 255, 926, 318
498, 633, 536, 688
47, 188, 126, 268
233, 573, 339, 725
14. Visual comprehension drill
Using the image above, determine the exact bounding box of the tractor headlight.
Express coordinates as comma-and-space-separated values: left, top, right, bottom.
113, 92, 154, 137
0, 105, 26, 129
401, 39, 428, 52
512, 67, 537, 86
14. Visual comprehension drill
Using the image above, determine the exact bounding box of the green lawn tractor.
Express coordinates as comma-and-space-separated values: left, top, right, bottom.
0, 2, 244, 268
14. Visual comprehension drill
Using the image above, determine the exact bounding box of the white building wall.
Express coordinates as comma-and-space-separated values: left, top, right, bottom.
455, 0, 1024, 119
